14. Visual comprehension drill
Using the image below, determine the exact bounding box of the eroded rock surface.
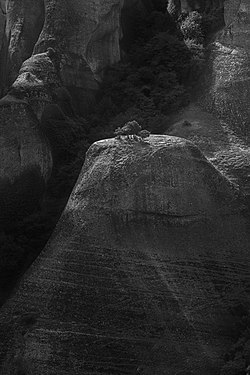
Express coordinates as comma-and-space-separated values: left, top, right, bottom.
0, 0, 124, 113
0, 96, 52, 222
168, 0, 224, 17
0, 0, 126, 223
168, 104, 250, 194
167, 0, 250, 195
205, 0, 250, 134
2, 0, 45, 91
0, 136, 249, 375
0, 49, 62, 222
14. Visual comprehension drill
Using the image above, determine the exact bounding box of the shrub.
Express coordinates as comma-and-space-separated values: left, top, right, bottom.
180, 11, 204, 44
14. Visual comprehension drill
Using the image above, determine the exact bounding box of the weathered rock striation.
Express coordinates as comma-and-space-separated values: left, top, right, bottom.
0, 136, 249, 375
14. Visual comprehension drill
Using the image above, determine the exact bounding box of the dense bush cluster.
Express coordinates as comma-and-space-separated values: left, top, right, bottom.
100, 9, 206, 132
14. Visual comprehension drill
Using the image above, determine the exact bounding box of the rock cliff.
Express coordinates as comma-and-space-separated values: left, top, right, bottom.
167, 0, 250, 195
0, 49, 60, 222
0, 96, 52, 222
0, 0, 124, 113
168, 0, 224, 17
0, 0, 45, 92
0, 0, 126, 221
0, 136, 249, 375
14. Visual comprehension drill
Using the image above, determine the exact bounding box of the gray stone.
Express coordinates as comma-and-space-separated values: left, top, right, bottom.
0, 136, 249, 374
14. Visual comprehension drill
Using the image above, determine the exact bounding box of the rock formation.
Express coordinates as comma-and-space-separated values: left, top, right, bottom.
206, 0, 250, 134
167, 0, 224, 17
0, 0, 125, 113
167, 0, 250, 195
0, 0, 45, 93
0, 0, 126, 221
0, 136, 249, 374
0, 49, 60, 223
0, 96, 52, 223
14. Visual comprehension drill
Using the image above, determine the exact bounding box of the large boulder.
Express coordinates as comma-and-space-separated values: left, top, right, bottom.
0, 136, 249, 375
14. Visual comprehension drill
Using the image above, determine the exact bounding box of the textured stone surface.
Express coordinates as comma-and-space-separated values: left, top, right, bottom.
0, 96, 52, 221
168, 0, 224, 16
0, 0, 124, 113
0, 0, 126, 219
167, 0, 250, 195
0, 49, 62, 221
167, 104, 250, 194
0, 0, 45, 94
0, 0, 6, 53
205, 0, 250, 136
0, 136, 249, 375
9, 50, 61, 118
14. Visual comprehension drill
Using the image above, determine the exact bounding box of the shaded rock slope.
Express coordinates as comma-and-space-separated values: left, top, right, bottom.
167, 0, 250, 195
0, 136, 249, 375
0, 0, 126, 221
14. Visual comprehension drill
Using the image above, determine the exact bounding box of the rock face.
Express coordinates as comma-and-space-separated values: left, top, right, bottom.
0, 136, 249, 375
0, 1, 7, 69
167, 0, 250, 195
0, 0, 45, 92
168, 0, 224, 16
0, 0, 124, 113
0, 49, 60, 223
0, 96, 52, 222
205, 0, 250, 135
167, 104, 250, 194
33, 0, 124, 113
0, 0, 137, 221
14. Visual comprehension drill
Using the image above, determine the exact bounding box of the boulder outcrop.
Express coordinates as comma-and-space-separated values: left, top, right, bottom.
0, 136, 249, 375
